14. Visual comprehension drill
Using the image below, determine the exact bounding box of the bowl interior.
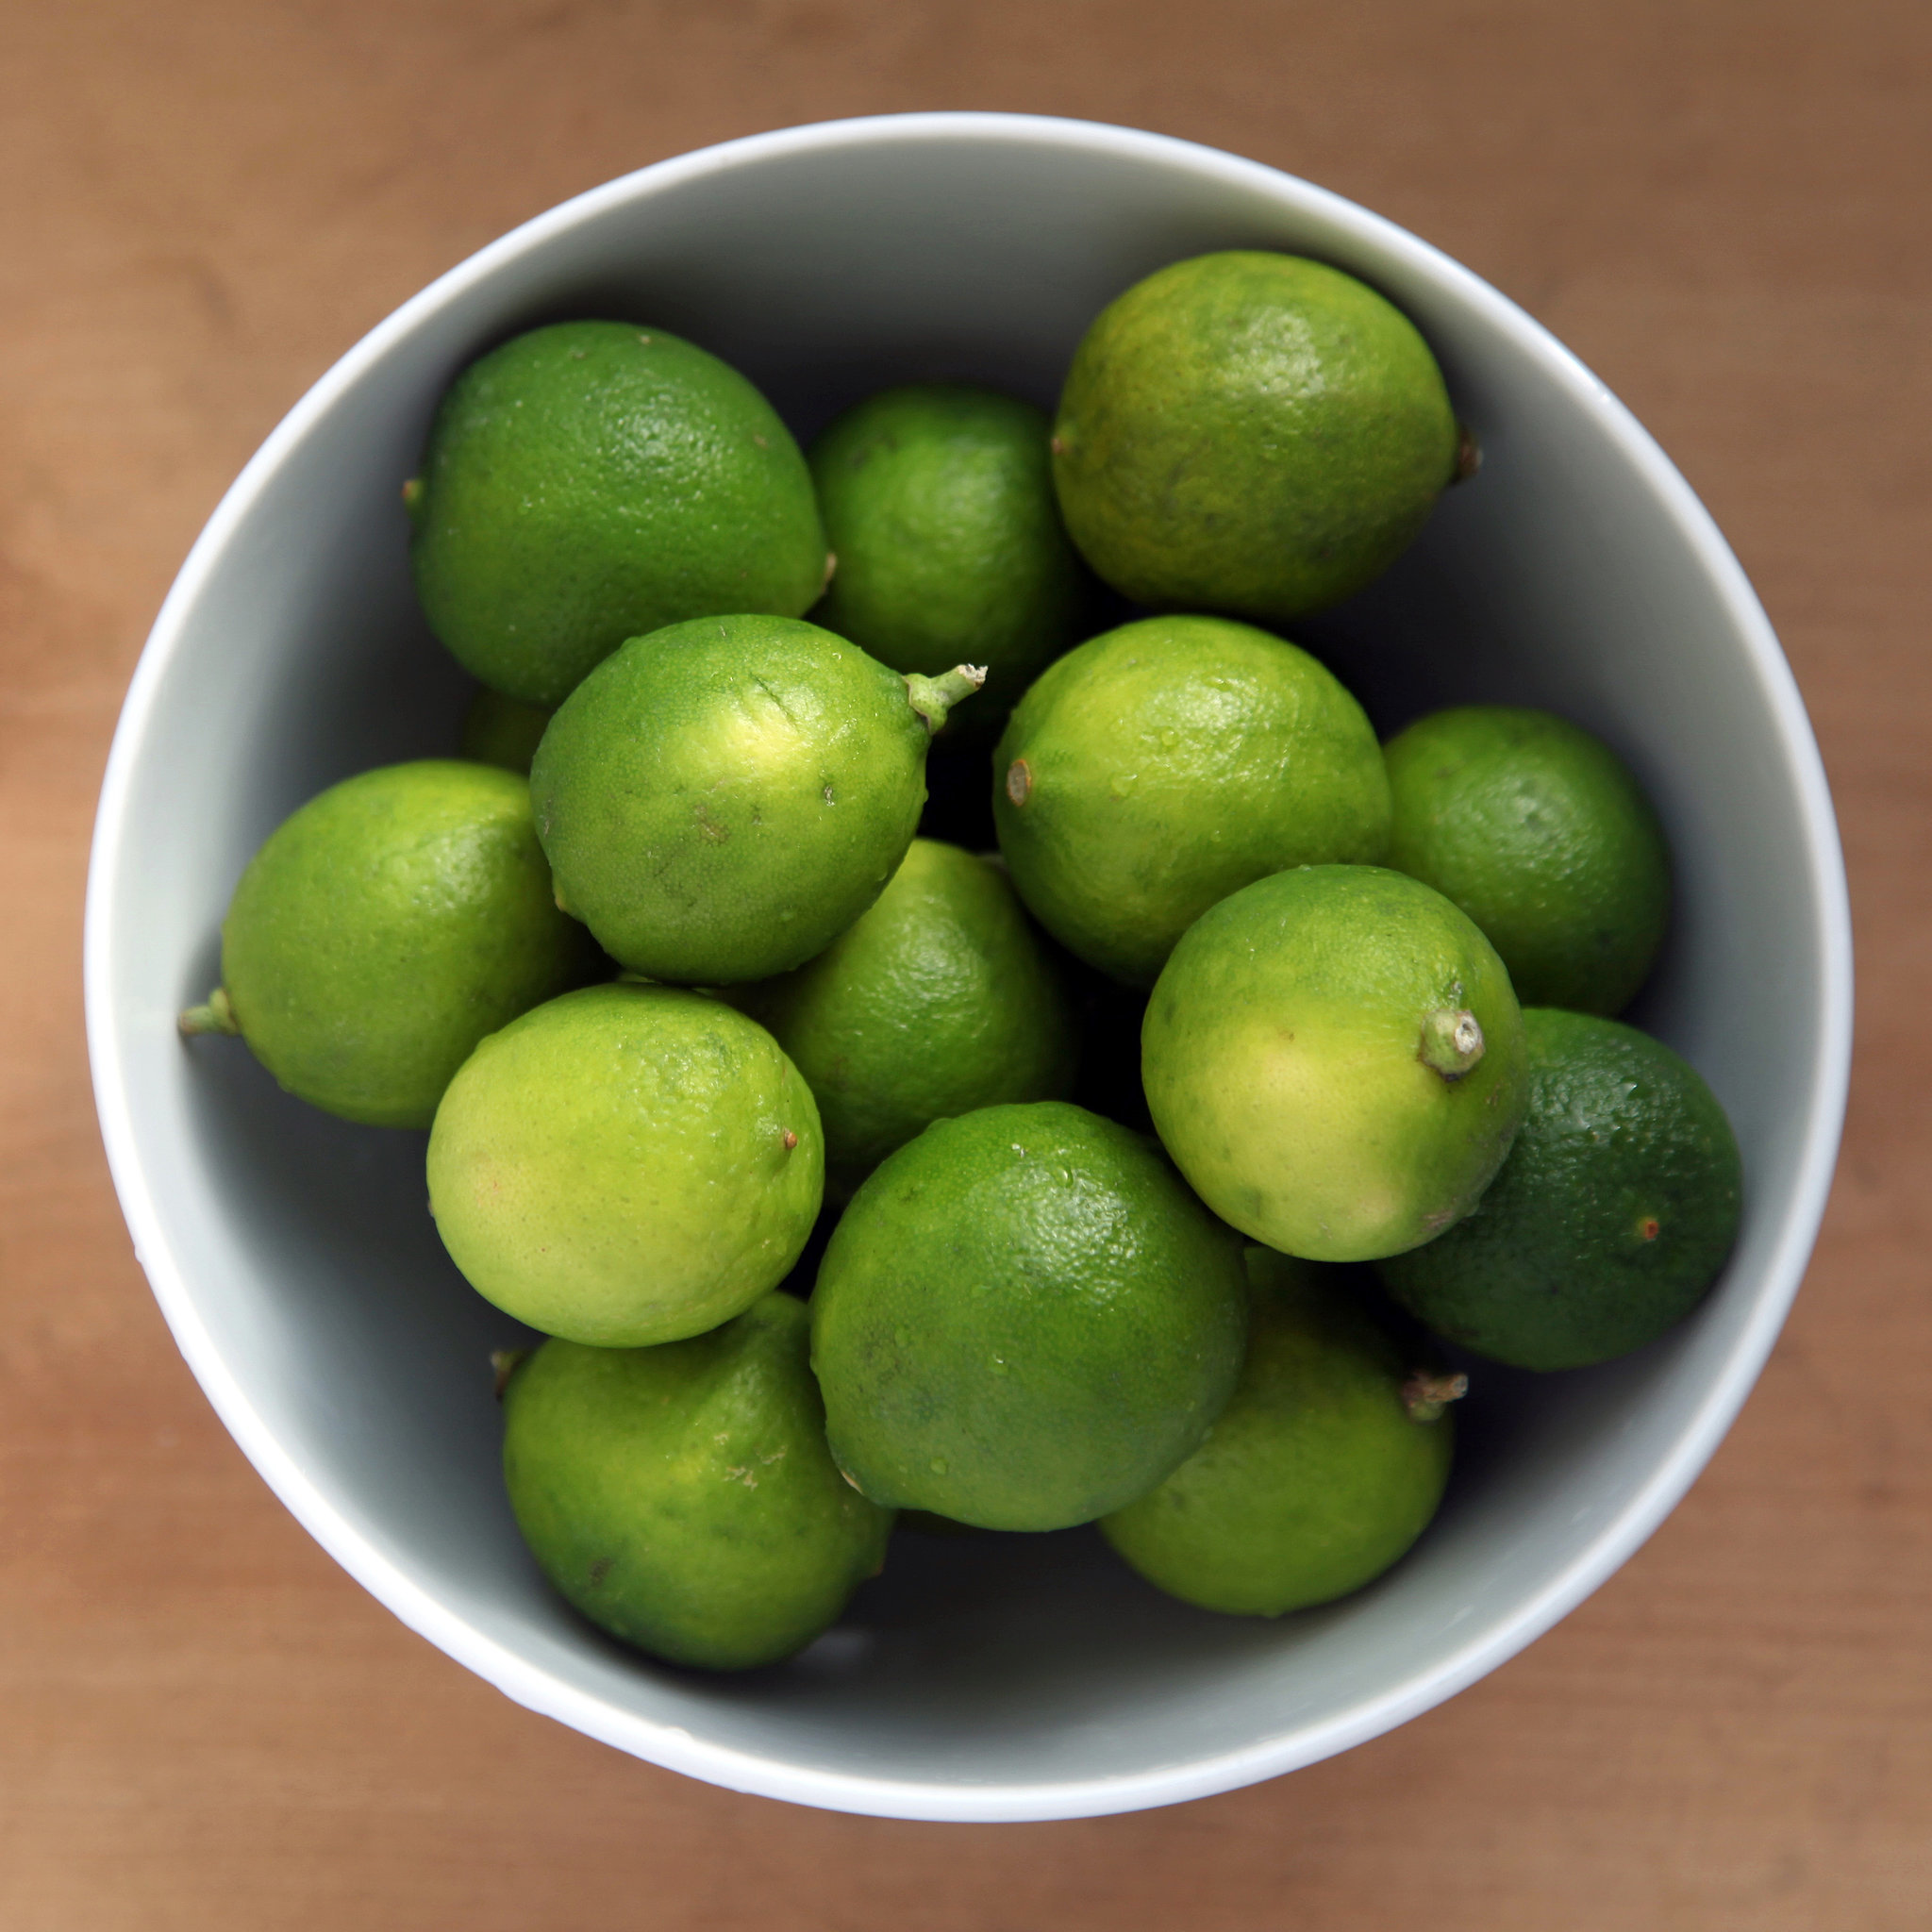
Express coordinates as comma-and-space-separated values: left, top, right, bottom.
87, 117, 1846, 1821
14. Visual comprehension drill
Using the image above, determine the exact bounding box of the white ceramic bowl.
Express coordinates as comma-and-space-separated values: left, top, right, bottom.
85, 113, 1852, 1822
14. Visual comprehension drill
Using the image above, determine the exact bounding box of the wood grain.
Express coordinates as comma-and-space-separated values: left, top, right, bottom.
2, 3, 1927, 1925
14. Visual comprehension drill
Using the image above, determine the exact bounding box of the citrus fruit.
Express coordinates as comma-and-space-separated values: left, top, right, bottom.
500, 1295, 892, 1670
407, 321, 828, 706
1101, 1249, 1460, 1615
991, 615, 1391, 985
178, 759, 595, 1127
1051, 252, 1462, 622
460, 687, 552, 775
426, 982, 823, 1346
1375, 1008, 1742, 1369
1384, 706, 1671, 1015
530, 614, 983, 984
732, 838, 1077, 1197
1142, 864, 1528, 1262
808, 382, 1088, 736
808, 1101, 1248, 1531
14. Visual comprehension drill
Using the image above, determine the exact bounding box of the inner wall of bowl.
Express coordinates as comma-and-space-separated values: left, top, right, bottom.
101, 123, 1832, 1801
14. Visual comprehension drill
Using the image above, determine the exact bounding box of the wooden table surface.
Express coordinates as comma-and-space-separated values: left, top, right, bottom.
4, 4, 1928, 1925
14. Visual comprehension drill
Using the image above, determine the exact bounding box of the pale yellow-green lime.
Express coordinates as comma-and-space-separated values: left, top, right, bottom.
809, 1101, 1249, 1531
408, 320, 827, 706
427, 982, 823, 1346
179, 759, 595, 1128
531, 615, 983, 983
1102, 1250, 1459, 1615
1052, 252, 1461, 622
992, 615, 1391, 986
501, 1296, 892, 1670
1142, 865, 1528, 1261
1385, 706, 1671, 1015
731, 838, 1077, 1197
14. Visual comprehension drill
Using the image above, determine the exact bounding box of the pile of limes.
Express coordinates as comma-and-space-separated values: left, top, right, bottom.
181, 255, 1741, 1671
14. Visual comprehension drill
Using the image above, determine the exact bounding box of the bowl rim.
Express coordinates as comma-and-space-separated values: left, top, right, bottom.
84, 108, 1854, 1822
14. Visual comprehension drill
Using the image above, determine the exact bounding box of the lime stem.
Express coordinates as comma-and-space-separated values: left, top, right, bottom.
1420, 1008, 1485, 1078
1403, 1369, 1469, 1422
1453, 424, 1482, 483
178, 986, 240, 1037
903, 664, 987, 736
491, 1349, 527, 1401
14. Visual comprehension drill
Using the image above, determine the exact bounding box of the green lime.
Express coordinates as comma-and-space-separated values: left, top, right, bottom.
427, 982, 823, 1346
501, 1296, 892, 1670
732, 839, 1077, 1197
1143, 865, 1528, 1262
808, 383, 1088, 737
408, 321, 828, 706
1052, 252, 1461, 622
808, 1101, 1248, 1531
459, 687, 552, 775
1102, 1250, 1460, 1615
1385, 706, 1671, 1015
1375, 1008, 1742, 1369
992, 615, 1391, 986
179, 760, 594, 1127
531, 615, 982, 983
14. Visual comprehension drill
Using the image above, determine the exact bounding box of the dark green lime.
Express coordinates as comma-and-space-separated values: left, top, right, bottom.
1375, 1008, 1742, 1369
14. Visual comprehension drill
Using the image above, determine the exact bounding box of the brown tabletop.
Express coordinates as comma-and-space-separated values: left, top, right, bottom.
5, 4, 1928, 1925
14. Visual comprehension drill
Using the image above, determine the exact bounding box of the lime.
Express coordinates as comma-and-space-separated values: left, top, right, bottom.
1376, 1008, 1742, 1369
1052, 252, 1461, 622
808, 382, 1088, 736
1102, 1250, 1460, 1615
1142, 865, 1528, 1262
530, 615, 983, 984
407, 321, 828, 706
501, 1295, 892, 1670
426, 982, 823, 1346
179, 760, 594, 1127
1385, 706, 1671, 1015
992, 615, 1391, 985
459, 687, 552, 775
808, 1101, 1248, 1531
732, 839, 1077, 1197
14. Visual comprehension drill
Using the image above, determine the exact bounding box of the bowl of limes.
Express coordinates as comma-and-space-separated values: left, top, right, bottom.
85, 112, 1852, 1821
